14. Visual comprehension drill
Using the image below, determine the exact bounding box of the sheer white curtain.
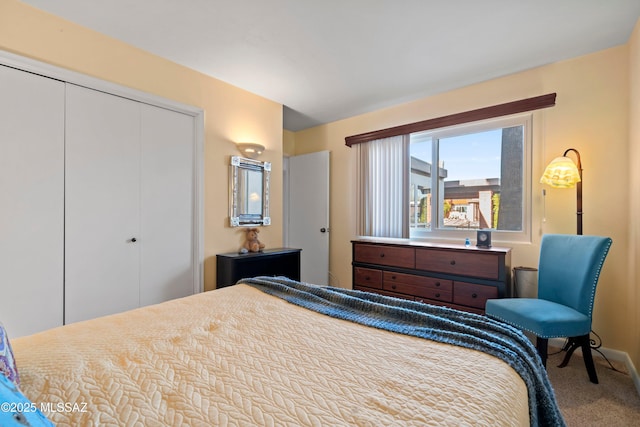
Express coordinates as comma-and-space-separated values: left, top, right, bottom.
356, 135, 409, 238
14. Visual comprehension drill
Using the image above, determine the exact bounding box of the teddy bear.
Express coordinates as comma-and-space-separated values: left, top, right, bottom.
240, 227, 265, 253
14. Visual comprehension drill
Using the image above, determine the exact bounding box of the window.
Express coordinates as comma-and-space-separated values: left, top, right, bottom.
359, 114, 532, 243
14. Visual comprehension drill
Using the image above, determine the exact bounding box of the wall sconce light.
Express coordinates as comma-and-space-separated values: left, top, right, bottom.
236, 142, 265, 159
540, 148, 583, 234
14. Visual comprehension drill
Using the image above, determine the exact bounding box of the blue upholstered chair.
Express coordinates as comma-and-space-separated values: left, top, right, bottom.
485, 234, 612, 384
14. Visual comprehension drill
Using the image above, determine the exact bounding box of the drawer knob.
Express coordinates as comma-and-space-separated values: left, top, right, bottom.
471, 293, 478, 298
365, 276, 370, 281
391, 285, 396, 290
391, 275, 396, 280
450, 260, 456, 265
380, 253, 385, 258
435, 282, 440, 287
435, 293, 441, 298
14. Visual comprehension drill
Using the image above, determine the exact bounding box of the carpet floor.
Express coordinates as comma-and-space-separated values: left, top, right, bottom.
546, 347, 640, 426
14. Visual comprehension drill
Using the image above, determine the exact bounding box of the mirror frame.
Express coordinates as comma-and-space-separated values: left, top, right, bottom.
229, 155, 271, 227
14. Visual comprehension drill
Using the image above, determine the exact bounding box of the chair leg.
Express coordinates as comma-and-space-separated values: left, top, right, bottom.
558, 337, 580, 368
580, 335, 599, 384
558, 334, 598, 384
535, 337, 548, 367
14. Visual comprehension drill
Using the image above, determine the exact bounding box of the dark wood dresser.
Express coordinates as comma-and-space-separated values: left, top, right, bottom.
352, 239, 511, 314
216, 248, 302, 288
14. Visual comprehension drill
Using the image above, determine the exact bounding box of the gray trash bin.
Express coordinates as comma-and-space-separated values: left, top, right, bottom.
513, 266, 538, 298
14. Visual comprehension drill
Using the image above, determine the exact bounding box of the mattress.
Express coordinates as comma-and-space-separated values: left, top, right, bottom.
13, 283, 532, 426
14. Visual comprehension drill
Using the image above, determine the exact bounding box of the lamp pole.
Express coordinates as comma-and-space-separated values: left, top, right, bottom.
563, 148, 583, 235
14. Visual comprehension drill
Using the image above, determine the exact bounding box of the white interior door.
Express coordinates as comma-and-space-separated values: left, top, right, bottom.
0, 65, 64, 337
287, 151, 330, 285
65, 84, 141, 324
139, 104, 195, 305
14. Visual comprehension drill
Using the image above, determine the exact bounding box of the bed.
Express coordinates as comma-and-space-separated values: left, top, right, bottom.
6, 277, 565, 426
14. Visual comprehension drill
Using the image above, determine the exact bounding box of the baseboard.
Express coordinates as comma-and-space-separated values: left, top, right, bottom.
549, 338, 640, 396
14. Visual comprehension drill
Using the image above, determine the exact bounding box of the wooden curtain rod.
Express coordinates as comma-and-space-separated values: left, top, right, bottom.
344, 93, 556, 147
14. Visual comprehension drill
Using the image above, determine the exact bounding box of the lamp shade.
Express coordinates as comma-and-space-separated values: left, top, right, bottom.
236, 142, 265, 159
539, 156, 581, 188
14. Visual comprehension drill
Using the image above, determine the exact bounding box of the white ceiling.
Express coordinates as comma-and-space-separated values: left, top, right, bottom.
22, 0, 640, 131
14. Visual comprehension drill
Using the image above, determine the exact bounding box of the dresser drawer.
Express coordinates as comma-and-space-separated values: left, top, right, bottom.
383, 272, 453, 302
354, 286, 416, 301
453, 281, 497, 309
354, 244, 415, 269
354, 267, 383, 289
415, 248, 499, 280
383, 271, 452, 292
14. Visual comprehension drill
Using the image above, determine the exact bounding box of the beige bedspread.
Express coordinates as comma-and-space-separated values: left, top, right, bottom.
13, 284, 529, 426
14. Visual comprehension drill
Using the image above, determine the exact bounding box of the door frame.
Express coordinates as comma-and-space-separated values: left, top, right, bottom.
0, 49, 205, 294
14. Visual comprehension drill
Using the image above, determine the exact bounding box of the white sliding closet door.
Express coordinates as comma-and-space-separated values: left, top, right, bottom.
0, 65, 64, 337
65, 85, 197, 324
139, 104, 194, 305
65, 84, 141, 324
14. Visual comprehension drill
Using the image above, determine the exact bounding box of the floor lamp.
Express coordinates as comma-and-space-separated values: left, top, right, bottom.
540, 148, 583, 235
539, 148, 601, 366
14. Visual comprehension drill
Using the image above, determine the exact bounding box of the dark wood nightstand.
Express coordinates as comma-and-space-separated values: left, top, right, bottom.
216, 248, 302, 288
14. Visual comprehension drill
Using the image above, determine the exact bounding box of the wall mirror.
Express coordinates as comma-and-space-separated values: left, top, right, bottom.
229, 156, 271, 226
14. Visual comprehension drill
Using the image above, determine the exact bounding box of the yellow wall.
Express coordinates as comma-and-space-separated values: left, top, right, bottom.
283, 129, 296, 157
0, 0, 284, 292
293, 45, 634, 358
629, 20, 640, 370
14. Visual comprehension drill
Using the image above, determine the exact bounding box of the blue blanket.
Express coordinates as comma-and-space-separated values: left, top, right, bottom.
239, 276, 566, 427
